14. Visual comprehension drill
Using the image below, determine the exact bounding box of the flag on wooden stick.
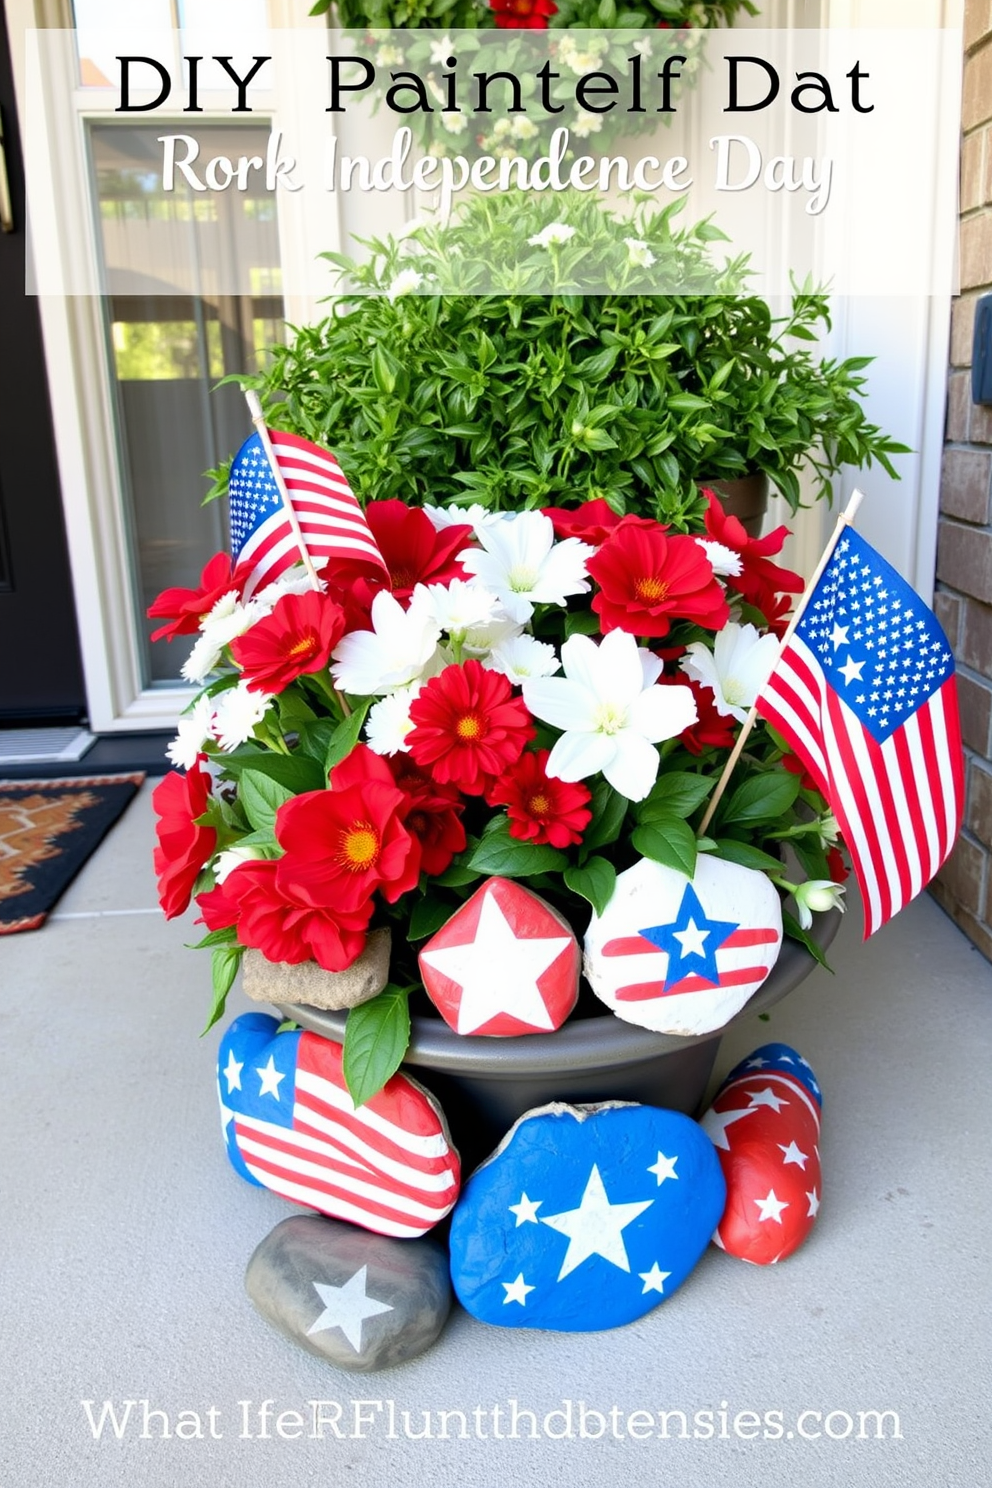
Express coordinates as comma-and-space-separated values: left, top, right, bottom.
228, 413, 387, 599
755, 527, 963, 937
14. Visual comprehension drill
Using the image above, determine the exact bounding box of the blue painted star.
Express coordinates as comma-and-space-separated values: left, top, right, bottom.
637, 884, 738, 991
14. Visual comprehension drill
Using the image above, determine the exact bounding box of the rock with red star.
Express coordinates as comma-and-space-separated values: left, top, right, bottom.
418, 877, 580, 1037
701, 1042, 823, 1265
583, 856, 783, 1036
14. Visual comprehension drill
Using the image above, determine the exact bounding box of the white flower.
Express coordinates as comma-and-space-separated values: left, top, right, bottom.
485, 635, 561, 684
386, 268, 423, 300
331, 589, 441, 696
365, 684, 421, 756
180, 596, 265, 683
818, 812, 840, 847
420, 578, 501, 636
695, 538, 743, 578
458, 511, 592, 623
166, 694, 217, 771
681, 622, 781, 725
792, 878, 847, 929
511, 116, 540, 141
522, 630, 697, 803
624, 237, 657, 269
252, 561, 327, 612
528, 223, 577, 249
572, 112, 604, 138
460, 612, 524, 659
423, 502, 502, 533
376, 44, 405, 65
213, 844, 265, 884
439, 110, 468, 134
212, 682, 272, 752
429, 34, 454, 64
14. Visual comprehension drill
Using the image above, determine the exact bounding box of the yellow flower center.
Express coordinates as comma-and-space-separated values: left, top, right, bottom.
634, 576, 669, 604
593, 702, 627, 736
528, 792, 551, 816
287, 631, 320, 663
456, 711, 484, 741
340, 821, 379, 871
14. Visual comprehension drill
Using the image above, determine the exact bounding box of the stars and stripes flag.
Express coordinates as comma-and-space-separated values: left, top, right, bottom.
218, 1015, 461, 1239
228, 427, 387, 600
756, 527, 963, 937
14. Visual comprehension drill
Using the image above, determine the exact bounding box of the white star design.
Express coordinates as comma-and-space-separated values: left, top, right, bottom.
754, 1189, 789, 1223
222, 1051, 243, 1093
540, 1165, 653, 1281
508, 1193, 542, 1226
256, 1055, 285, 1100
647, 1152, 679, 1185
671, 918, 709, 959
838, 655, 865, 686
502, 1273, 535, 1306
746, 1086, 790, 1113
806, 1188, 821, 1218
420, 889, 571, 1034
744, 1057, 769, 1069
701, 1104, 757, 1151
307, 1267, 393, 1351
639, 1263, 672, 1295
778, 1141, 809, 1169
830, 623, 850, 649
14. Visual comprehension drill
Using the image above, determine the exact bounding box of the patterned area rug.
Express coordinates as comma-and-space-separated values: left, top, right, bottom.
0, 774, 145, 934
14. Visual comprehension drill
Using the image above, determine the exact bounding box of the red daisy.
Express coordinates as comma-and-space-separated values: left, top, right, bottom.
147, 552, 252, 642
388, 757, 467, 877
703, 490, 804, 619
543, 499, 623, 548
221, 861, 370, 972
230, 590, 346, 694
588, 518, 730, 638
488, 749, 592, 848
274, 744, 422, 916
152, 761, 217, 918
489, 0, 557, 27
406, 659, 535, 796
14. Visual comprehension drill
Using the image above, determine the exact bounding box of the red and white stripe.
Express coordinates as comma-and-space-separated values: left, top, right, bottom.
601, 927, 779, 1003
757, 634, 964, 937
240, 430, 387, 599
231, 1034, 460, 1238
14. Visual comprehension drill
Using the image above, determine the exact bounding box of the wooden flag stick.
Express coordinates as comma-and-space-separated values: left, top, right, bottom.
245, 390, 322, 591
696, 487, 866, 839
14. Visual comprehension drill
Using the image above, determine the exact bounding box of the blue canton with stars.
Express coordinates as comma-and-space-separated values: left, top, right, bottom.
227, 432, 284, 558
217, 1013, 301, 1183
723, 1042, 822, 1108
796, 528, 954, 745
637, 883, 738, 991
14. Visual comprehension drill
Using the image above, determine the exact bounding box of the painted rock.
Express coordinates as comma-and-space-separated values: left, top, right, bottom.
701, 1042, 823, 1265
418, 876, 580, 1036
245, 1214, 452, 1372
449, 1102, 726, 1331
583, 855, 783, 1036
218, 1013, 461, 1238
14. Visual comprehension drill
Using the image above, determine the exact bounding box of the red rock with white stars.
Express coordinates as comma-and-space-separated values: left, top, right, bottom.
418, 877, 580, 1037
701, 1043, 823, 1265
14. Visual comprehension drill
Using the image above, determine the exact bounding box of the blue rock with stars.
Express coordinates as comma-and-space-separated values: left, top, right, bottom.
722, 1042, 823, 1108
449, 1102, 726, 1332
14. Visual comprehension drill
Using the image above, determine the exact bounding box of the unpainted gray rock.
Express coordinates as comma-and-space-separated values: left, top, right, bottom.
241, 928, 391, 1010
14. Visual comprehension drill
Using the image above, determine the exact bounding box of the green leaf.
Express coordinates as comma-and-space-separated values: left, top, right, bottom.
219, 748, 324, 795
202, 946, 244, 1035
240, 769, 294, 834
408, 894, 453, 941
782, 910, 833, 973
324, 700, 372, 777
371, 343, 399, 396
467, 819, 568, 878
640, 771, 714, 819
296, 717, 339, 764
186, 925, 238, 951
564, 857, 617, 918
713, 839, 784, 873
342, 985, 412, 1107
631, 818, 697, 878
580, 780, 627, 853
433, 861, 482, 888
721, 770, 801, 828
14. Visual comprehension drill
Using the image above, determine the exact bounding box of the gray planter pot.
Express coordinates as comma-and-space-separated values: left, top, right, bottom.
699, 473, 770, 537
282, 908, 841, 1164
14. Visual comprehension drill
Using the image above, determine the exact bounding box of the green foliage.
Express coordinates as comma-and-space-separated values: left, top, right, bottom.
342, 984, 413, 1105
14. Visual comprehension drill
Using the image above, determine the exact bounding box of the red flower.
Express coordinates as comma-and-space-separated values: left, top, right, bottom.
782, 750, 820, 794
488, 749, 592, 848
222, 862, 370, 972
230, 590, 346, 694
152, 762, 217, 919
588, 519, 730, 638
406, 659, 535, 796
543, 499, 622, 548
827, 846, 849, 884
662, 675, 737, 756
703, 490, 804, 621
274, 744, 421, 915
147, 552, 251, 642
328, 502, 474, 623
194, 876, 242, 932
489, 0, 557, 27
387, 758, 467, 876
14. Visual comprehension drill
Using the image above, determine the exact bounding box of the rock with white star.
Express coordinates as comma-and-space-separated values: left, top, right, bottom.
217, 1013, 461, 1238
245, 1214, 452, 1372
418, 877, 580, 1036
448, 1101, 726, 1331
702, 1042, 823, 1265
583, 855, 783, 1036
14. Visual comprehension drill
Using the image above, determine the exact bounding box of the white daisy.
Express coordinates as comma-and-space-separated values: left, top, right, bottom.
528, 223, 577, 249
485, 635, 561, 684
624, 237, 657, 269
212, 682, 272, 752
458, 511, 592, 623
330, 588, 442, 696
365, 684, 422, 756
422, 502, 502, 533
695, 538, 743, 578
166, 694, 217, 771
680, 622, 781, 725
420, 578, 501, 637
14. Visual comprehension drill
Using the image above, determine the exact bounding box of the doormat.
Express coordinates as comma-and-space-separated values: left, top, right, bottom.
0, 774, 145, 934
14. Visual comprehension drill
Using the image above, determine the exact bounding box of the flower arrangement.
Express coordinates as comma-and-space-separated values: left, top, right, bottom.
151, 485, 847, 1102
311, 0, 755, 33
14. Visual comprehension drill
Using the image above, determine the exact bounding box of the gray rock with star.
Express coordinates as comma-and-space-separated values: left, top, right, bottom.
245, 1214, 452, 1371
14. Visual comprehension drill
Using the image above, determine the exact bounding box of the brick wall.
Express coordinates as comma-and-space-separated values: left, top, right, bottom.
931, 0, 992, 958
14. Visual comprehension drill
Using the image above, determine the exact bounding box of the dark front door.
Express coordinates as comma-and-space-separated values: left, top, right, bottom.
0, 8, 86, 723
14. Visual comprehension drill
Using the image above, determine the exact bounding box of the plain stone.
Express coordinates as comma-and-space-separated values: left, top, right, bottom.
245, 1214, 452, 1372
240, 927, 392, 1010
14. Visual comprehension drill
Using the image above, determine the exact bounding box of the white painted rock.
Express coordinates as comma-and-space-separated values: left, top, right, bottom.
583, 855, 783, 1036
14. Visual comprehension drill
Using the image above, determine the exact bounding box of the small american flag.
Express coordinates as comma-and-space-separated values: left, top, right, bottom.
756, 528, 963, 937
228, 428, 387, 599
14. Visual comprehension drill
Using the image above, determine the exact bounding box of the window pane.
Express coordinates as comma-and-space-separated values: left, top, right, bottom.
73, 0, 174, 89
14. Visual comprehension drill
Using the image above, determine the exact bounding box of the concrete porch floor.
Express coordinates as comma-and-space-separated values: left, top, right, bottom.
1, 781, 990, 1488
